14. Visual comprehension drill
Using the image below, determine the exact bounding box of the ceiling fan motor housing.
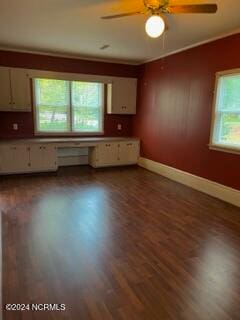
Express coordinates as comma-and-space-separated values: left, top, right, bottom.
143, 0, 169, 14
144, 0, 168, 9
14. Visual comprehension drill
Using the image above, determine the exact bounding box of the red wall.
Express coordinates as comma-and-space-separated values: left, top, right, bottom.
0, 51, 139, 138
133, 33, 240, 190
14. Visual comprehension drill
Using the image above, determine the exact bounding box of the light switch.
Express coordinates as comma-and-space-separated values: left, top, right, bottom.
117, 123, 122, 131
13, 123, 18, 130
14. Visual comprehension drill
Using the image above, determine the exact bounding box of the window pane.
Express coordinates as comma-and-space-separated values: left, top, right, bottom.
218, 113, 240, 145
217, 74, 240, 111
35, 78, 70, 132
213, 73, 240, 148
72, 82, 103, 132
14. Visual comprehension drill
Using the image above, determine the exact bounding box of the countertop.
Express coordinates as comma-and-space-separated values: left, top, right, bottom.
0, 137, 139, 145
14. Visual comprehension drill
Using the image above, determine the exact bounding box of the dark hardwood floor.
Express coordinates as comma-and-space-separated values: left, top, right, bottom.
1, 166, 240, 320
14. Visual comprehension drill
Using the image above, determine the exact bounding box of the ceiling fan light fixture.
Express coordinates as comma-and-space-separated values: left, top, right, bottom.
145, 15, 165, 38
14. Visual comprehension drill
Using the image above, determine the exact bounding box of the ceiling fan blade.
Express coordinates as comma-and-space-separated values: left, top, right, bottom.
166, 4, 217, 14
101, 12, 141, 19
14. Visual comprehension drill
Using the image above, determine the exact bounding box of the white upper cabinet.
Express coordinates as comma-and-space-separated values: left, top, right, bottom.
0, 67, 31, 112
10, 69, 31, 112
0, 67, 12, 111
107, 77, 137, 114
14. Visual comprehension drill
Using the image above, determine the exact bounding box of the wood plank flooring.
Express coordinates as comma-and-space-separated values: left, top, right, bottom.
1, 166, 240, 320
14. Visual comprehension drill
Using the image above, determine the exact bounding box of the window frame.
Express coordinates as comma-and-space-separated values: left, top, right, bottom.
209, 68, 240, 155
33, 78, 105, 136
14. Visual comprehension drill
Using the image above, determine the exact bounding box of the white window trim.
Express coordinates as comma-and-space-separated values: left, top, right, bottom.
209, 68, 240, 155
33, 79, 105, 136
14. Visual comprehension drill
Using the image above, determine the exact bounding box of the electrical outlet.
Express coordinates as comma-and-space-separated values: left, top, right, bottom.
13, 123, 18, 131
117, 123, 122, 131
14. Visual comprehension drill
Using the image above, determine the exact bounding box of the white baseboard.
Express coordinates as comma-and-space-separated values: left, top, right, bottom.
138, 157, 240, 208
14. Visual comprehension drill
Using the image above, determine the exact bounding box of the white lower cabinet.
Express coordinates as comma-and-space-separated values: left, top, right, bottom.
29, 145, 57, 171
0, 144, 57, 174
0, 139, 139, 174
90, 140, 139, 168
95, 142, 119, 167
118, 141, 139, 165
0, 145, 30, 173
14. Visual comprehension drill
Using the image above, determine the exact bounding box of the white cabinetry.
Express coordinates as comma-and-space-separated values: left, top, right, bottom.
107, 77, 137, 114
10, 69, 31, 111
0, 67, 31, 112
95, 142, 119, 167
29, 145, 57, 171
118, 141, 139, 165
0, 67, 12, 111
90, 140, 139, 168
0, 145, 30, 173
0, 139, 139, 174
0, 144, 57, 174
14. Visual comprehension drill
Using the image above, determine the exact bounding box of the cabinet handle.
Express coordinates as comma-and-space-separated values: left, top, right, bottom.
122, 106, 127, 109
127, 143, 133, 146
105, 144, 111, 147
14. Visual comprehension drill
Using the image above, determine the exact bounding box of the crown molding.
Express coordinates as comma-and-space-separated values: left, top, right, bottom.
142, 28, 240, 64
0, 46, 140, 66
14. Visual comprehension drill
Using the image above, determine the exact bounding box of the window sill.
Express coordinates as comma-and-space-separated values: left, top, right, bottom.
34, 131, 104, 137
209, 144, 240, 155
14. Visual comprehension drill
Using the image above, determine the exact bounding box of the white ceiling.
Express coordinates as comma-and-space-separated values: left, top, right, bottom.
0, 0, 239, 64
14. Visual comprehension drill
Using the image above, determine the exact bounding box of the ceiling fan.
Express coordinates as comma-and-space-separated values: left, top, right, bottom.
101, 0, 218, 38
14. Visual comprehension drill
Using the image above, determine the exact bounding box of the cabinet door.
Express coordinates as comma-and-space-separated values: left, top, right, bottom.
0, 145, 30, 173
42, 145, 57, 169
10, 69, 31, 112
0, 67, 12, 111
29, 145, 57, 171
29, 145, 43, 170
96, 143, 119, 167
108, 78, 137, 114
118, 141, 139, 164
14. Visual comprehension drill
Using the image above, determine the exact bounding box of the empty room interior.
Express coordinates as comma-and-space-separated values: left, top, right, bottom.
0, 0, 240, 319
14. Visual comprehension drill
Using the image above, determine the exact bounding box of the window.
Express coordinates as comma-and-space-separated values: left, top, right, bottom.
210, 70, 240, 153
34, 78, 104, 134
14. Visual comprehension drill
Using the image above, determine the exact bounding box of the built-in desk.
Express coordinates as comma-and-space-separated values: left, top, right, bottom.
0, 137, 140, 175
